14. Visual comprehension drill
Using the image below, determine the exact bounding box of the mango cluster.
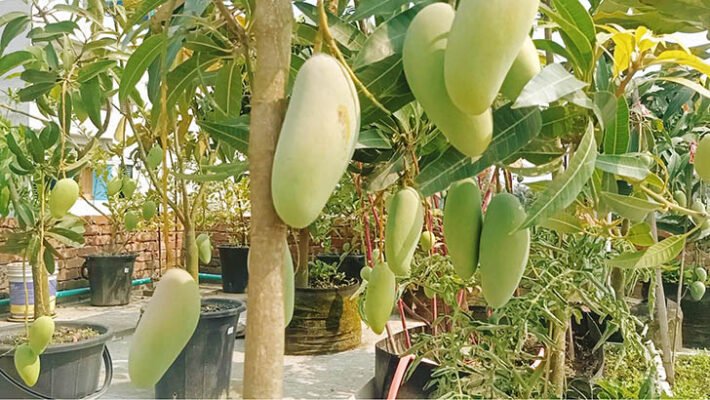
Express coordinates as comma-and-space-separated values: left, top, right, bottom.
402, 1, 540, 158
14, 316, 55, 387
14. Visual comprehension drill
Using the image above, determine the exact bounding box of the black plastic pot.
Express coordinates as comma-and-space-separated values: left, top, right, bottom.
285, 281, 361, 355
0, 322, 113, 399
217, 246, 249, 293
315, 254, 366, 282
155, 297, 245, 399
662, 282, 710, 348
82, 253, 136, 306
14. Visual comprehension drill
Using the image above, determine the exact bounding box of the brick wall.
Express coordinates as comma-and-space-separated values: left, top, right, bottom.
0, 216, 361, 297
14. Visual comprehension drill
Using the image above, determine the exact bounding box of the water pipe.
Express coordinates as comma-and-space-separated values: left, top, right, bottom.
0, 274, 223, 307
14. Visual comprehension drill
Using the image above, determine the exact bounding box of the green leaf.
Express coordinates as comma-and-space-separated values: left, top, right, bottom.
512, 64, 588, 109
127, 0, 168, 27
592, 91, 616, 131
198, 115, 249, 154
539, 211, 583, 234
43, 246, 55, 274
17, 82, 55, 102
295, 2, 365, 52
20, 69, 58, 84
26, 130, 44, 164
0, 12, 27, 28
5, 133, 33, 170
119, 34, 167, 102
46, 227, 84, 247
541, 4, 594, 76
653, 76, 710, 99
603, 96, 629, 154
214, 61, 242, 118
0, 15, 29, 55
39, 123, 60, 149
627, 223, 655, 247
600, 192, 661, 222
416, 106, 543, 196
356, 55, 413, 124
608, 234, 686, 269
77, 60, 115, 83
520, 121, 597, 229
357, 129, 392, 149
349, 0, 422, 21
80, 78, 103, 129
166, 53, 219, 108
0, 51, 33, 77
595, 153, 650, 181
553, 0, 596, 45
352, 5, 420, 69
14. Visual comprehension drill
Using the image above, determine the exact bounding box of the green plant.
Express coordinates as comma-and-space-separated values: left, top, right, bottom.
200, 175, 250, 246
307, 259, 347, 288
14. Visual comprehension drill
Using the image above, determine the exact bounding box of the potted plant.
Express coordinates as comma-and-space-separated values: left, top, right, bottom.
209, 175, 251, 293
81, 160, 158, 306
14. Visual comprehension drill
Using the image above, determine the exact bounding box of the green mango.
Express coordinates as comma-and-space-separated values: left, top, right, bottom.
385, 187, 424, 277
691, 200, 707, 225
500, 37, 541, 101
48, 178, 79, 218
129, 268, 201, 388
695, 267, 707, 282
443, 179, 483, 280
359, 266, 371, 282
689, 281, 706, 301
124, 211, 140, 231
418, 231, 436, 252
402, 3, 492, 158
107, 176, 123, 197
674, 190, 687, 208
197, 234, 211, 264
142, 201, 157, 219
445, 0, 540, 115
479, 193, 530, 309
272, 54, 360, 229
14, 344, 40, 387
364, 262, 395, 335
695, 136, 710, 182
28, 316, 54, 355
146, 146, 163, 171
121, 177, 137, 199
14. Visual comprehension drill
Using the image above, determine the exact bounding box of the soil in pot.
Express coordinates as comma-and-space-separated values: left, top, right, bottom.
155, 297, 245, 399
315, 253, 365, 282
285, 264, 361, 355
0, 322, 112, 399
83, 253, 136, 306
217, 246, 249, 293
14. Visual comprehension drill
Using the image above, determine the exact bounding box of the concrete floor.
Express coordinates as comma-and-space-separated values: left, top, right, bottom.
1, 283, 403, 399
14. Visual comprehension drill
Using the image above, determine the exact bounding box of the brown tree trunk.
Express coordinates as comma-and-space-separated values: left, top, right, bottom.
242, 1, 292, 398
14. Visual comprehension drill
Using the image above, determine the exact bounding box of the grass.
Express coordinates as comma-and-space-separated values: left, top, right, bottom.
598, 345, 710, 399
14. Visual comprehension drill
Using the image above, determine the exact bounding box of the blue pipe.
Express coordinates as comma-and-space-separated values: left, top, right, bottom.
0, 274, 222, 307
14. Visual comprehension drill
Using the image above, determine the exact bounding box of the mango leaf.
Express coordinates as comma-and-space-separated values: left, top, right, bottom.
174, 162, 247, 182
127, 0, 168, 27
603, 96, 629, 155
416, 106, 542, 196
648, 50, 710, 77
198, 115, 249, 154
541, 4, 594, 75
77, 60, 115, 83
512, 64, 588, 109
356, 55, 413, 124
166, 53, 220, 108
366, 152, 405, 192
348, 0, 428, 21
608, 234, 686, 269
119, 34, 166, 102
652, 76, 710, 99
352, 6, 420, 69
0, 51, 33, 77
539, 211, 583, 234
507, 157, 564, 177
0, 15, 29, 55
520, 121, 597, 229
295, 2, 365, 52
593, 91, 617, 131
357, 129, 392, 149
20, 69, 58, 84
553, 0, 596, 45
80, 78, 103, 129
627, 222, 655, 247
595, 153, 650, 181
214, 61, 242, 118
600, 192, 661, 222
46, 228, 84, 247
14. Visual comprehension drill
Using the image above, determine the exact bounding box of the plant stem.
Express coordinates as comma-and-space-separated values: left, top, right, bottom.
649, 213, 675, 385
549, 308, 568, 397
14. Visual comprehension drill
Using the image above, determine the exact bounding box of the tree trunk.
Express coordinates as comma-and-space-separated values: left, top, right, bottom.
295, 228, 309, 288
550, 309, 568, 397
649, 214, 675, 384
32, 265, 50, 318
183, 222, 199, 280
242, 1, 292, 398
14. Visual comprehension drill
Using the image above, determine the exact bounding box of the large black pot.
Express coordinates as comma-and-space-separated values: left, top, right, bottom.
82, 253, 136, 306
662, 282, 710, 348
155, 297, 245, 399
0, 322, 113, 399
285, 281, 361, 355
217, 246, 249, 293
315, 254, 366, 282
